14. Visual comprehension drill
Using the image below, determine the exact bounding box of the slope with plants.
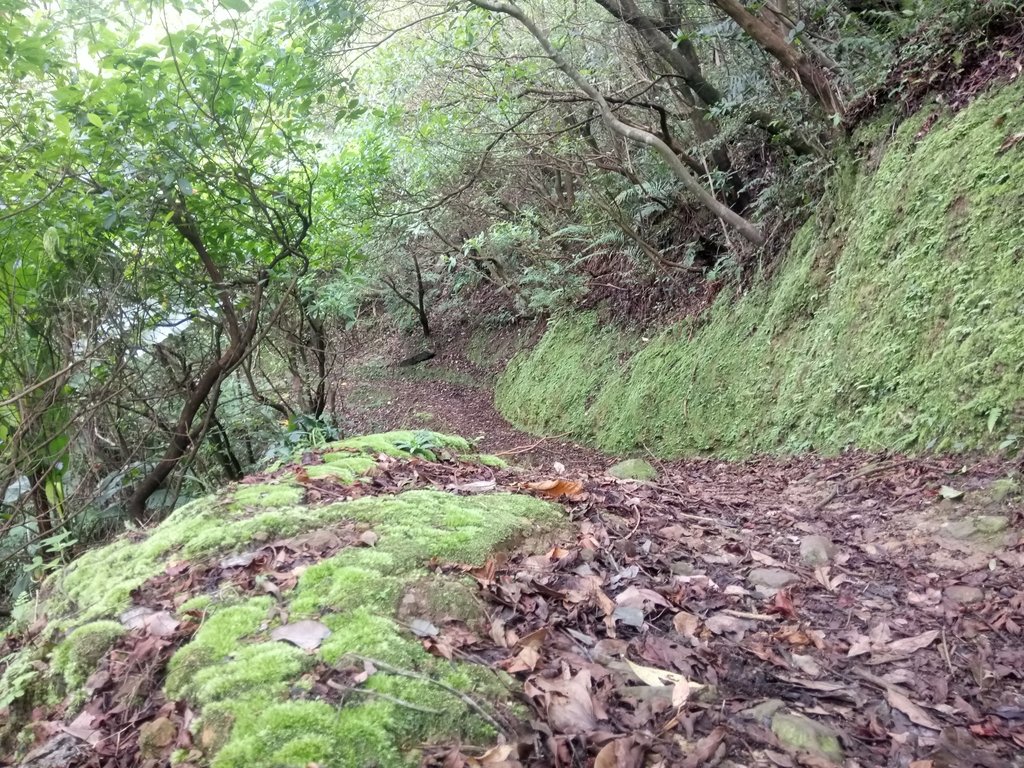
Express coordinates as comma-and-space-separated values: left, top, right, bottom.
497, 77, 1024, 458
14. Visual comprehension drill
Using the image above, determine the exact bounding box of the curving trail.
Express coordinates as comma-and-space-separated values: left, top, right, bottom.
344, 365, 1024, 767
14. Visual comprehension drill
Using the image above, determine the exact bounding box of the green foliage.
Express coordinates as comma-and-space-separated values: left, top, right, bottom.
498, 80, 1024, 457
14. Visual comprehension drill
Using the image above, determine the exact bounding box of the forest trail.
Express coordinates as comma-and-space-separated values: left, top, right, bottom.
341, 367, 1024, 766
339, 371, 611, 474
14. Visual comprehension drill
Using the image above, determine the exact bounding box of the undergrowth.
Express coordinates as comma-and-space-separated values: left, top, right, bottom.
497, 79, 1024, 458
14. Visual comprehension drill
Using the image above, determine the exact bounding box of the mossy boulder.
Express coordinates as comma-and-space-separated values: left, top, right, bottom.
607, 458, 658, 481
51, 620, 125, 689
1, 431, 563, 767
771, 712, 844, 762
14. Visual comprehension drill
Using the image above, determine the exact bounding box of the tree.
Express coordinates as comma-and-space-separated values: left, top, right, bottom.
466, 0, 766, 245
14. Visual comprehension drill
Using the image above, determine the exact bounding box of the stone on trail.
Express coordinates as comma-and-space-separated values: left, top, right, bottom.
974, 515, 1010, 534
771, 712, 844, 762
607, 458, 658, 481
944, 585, 985, 604
747, 567, 800, 590
799, 535, 836, 566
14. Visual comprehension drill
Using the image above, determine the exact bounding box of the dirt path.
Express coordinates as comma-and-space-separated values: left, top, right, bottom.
342, 367, 1024, 767
338, 373, 612, 473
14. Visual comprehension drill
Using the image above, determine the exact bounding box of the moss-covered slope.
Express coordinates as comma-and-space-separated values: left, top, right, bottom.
497, 80, 1024, 457
0, 432, 561, 767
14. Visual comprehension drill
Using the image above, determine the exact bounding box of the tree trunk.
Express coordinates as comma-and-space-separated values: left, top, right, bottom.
709, 0, 844, 116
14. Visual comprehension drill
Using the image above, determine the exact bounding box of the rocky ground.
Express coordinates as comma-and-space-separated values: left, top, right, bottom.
3, 369, 1023, 768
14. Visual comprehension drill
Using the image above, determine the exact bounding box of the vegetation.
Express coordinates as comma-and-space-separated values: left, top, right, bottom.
0, 435, 559, 764
498, 78, 1024, 456
1, 0, 1024, 762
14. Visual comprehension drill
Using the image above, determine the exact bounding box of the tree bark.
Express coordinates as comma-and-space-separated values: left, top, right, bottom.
468, 0, 765, 245
708, 0, 844, 116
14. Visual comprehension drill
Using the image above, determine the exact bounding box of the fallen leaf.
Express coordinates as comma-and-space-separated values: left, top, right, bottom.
615, 586, 671, 611
681, 726, 726, 768
594, 736, 644, 768
453, 480, 497, 494
672, 611, 700, 638
886, 688, 942, 730
270, 619, 331, 650
625, 659, 703, 691
671, 679, 691, 707
939, 485, 964, 500
525, 478, 585, 500
410, 618, 439, 638
528, 669, 599, 733
613, 605, 645, 628
705, 612, 754, 640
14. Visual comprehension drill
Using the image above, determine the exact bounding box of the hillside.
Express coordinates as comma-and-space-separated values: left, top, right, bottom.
497, 79, 1024, 458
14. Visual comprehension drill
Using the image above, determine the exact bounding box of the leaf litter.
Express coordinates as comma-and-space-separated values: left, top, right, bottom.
6, 445, 1024, 768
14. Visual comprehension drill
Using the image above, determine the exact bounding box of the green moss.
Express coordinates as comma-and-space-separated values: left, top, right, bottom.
232, 483, 303, 509
52, 620, 124, 688
462, 453, 508, 468
290, 553, 403, 616
165, 598, 274, 699
177, 594, 213, 614
329, 489, 560, 565
187, 642, 311, 704
209, 700, 405, 768
324, 430, 473, 458
23, 435, 559, 767
319, 608, 428, 667
498, 81, 1024, 457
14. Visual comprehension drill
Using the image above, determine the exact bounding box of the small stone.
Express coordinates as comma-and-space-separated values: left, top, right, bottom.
944, 520, 978, 539
974, 515, 1009, 535
138, 717, 176, 758
944, 586, 984, 604
607, 458, 658, 481
799, 535, 836, 566
771, 712, 843, 762
747, 567, 800, 589
987, 477, 1020, 504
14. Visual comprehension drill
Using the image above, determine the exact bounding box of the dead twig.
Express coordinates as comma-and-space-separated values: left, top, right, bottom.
352, 655, 513, 739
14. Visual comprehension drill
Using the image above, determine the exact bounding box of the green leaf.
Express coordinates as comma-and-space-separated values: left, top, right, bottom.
220, 0, 250, 11
86, 112, 104, 129
987, 408, 1001, 434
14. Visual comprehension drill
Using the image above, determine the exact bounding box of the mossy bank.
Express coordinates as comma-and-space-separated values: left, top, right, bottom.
497, 80, 1024, 457
0, 432, 562, 767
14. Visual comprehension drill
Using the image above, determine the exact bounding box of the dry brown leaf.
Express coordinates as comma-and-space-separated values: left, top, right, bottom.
886, 629, 940, 655
270, 619, 331, 650
681, 726, 727, 768
525, 478, 585, 500
886, 688, 942, 731
671, 679, 691, 708
528, 669, 599, 733
672, 611, 700, 638
594, 737, 645, 768
615, 586, 671, 610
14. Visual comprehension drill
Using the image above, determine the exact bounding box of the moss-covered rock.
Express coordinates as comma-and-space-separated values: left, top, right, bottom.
51, 620, 125, 689
607, 458, 658, 481
3, 432, 560, 767
497, 80, 1024, 457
